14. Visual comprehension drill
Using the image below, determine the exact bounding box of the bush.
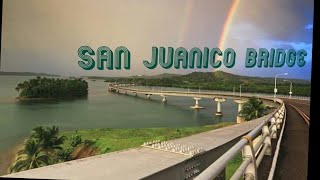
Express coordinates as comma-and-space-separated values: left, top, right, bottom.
70, 134, 83, 147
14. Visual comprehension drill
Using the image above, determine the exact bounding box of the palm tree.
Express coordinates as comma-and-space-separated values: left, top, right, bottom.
57, 148, 73, 162
15, 77, 88, 98
15, 83, 24, 92
240, 96, 267, 121
30, 126, 66, 154
9, 140, 50, 173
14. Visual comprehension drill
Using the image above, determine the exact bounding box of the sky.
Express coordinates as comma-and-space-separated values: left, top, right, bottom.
1, 0, 314, 79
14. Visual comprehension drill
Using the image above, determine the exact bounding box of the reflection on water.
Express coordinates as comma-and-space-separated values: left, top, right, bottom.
16, 96, 89, 105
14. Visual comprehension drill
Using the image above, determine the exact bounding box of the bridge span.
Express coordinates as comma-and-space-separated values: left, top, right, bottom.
108, 84, 279, 122
3, 85, 305, 180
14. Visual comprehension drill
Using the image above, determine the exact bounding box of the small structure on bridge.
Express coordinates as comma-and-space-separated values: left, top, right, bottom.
146, 94, 152, 99
161, 95, 167, 102
214, 98, 226, 116
190, 97, 204, 109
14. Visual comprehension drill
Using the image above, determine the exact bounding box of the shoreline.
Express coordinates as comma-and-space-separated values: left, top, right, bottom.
15, 96, 88, 101
0, 142, 23, 175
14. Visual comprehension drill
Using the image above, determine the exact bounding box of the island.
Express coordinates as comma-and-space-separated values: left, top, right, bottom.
15, 76, 88, 99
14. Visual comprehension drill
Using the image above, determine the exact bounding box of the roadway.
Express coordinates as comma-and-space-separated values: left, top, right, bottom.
274, 98, 310, 180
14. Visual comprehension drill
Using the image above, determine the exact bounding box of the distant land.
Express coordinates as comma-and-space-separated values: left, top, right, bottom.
99, 71, 311, 96
0, 71, 310, 95
84, 73, 180, 80
0, 71, 58, 77
85, 71, 310, 84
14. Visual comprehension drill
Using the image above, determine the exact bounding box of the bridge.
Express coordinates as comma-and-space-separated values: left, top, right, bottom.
3, 84, 310, 180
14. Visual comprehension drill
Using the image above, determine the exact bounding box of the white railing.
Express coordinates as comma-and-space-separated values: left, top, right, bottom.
194, 99, 286, 180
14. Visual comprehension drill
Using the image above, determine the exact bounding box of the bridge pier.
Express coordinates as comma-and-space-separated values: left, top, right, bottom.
161, 95, 167, 102
190, 97, 204, 109
146, 94, 152, 99
214, 98, 226, 116
234, 99, 246, 123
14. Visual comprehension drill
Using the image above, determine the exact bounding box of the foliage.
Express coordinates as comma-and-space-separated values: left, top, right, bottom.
9, 139, 50, 173
9, 126, 65, 173
57, 148, 74, 162
61, 122, 234, 155
83, 139, 95, 145
239, 97, 268, 121
226, 153, 243, 180
30, 126, 66, 154
70, 134, 83, 147
9, 126, 98, 173
15, 76, 88, 98
9, 123, 235, 173
60, 123, 239, 175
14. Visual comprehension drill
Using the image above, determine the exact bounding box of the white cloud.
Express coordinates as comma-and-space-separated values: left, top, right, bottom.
305, 24, 313, 30
228, 22, 312, 62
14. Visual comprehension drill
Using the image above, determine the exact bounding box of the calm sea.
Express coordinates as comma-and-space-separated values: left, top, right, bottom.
0, 76, 238, 153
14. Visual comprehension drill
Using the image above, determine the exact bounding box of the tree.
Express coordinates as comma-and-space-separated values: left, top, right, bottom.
9, 125, 97, 173
70, 134, 83, 147
240, 97, 267, 121
30, 126, 66, 154
15, 77, 88, 98
57, 148, 74, 162
9, 140, 50, 173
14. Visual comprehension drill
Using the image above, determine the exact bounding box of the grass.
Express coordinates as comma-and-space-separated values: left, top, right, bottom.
61, 122, 242, 178
61, 122, 234, 154
226, 152, 243, 179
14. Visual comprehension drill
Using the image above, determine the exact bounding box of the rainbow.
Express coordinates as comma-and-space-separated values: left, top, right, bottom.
178, 0, 195, 47
218, 0, 240, 50
178, 0, 240, 51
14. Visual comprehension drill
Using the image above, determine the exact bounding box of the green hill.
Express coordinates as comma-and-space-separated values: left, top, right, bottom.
132, 73, 180, 79
85, 73, 180, 80
179, 71, 309, 85
105, 71, 311, 96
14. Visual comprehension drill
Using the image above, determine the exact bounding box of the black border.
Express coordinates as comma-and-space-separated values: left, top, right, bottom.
0, 0, 317, 179
308, 1, 318, 179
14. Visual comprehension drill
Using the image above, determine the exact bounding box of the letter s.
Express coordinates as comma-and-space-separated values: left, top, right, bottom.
78, 46, 95, 70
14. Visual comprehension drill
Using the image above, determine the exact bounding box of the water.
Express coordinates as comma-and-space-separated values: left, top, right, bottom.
0, 76, 238, 153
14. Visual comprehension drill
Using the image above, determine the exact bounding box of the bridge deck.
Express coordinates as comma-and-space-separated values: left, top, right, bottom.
273, 99, 309, 180
3, 115, 272, 179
